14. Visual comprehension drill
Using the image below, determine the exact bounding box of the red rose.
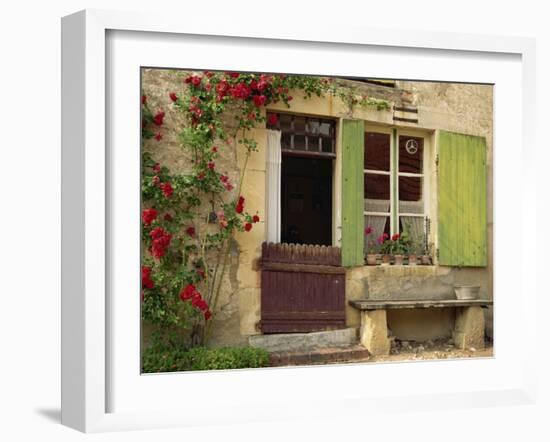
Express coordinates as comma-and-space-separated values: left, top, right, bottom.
179, 284, 196, 301
151, 175, 160, 186
153, 111, 165, 126
149, 227, 172, 259
223, 182, 234, 191
267, 113, 278, 126
235, 196, 245, 214
204, 71, 214, 78
244, 222, 253, 232
228, 72, 240, 78
191, 75, 202, 87
215, 79, 229, 97
392, 233, 400, 241
253, 95, 267, 107
186, 226, 196, 237
208, 162, 215, 170
212, 146, 218, 153
247, 111, 256, 121
220, 174, 229, 183
160, 182, 173, 198
142, 208, 158, 226
204, 310, 212, 321
365, 226, 373, 235
191, 293, 203, 308
141, 266, 154, 289
230, 82, 251, 100
154, 132, 162, 142
197, 269, 206, 280
163, 213, 172, 222
141, 95, 147, 105
169, 92, 177, 102
152, 163, 161, 173
252, 214, 260, 223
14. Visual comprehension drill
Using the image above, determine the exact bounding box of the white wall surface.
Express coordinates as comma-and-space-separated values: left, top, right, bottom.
0, 1, 548, 441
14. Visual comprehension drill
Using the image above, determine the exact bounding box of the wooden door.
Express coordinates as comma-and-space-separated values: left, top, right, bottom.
260, 242, 346, 333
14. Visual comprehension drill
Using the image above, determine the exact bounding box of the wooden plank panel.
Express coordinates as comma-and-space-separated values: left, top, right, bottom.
438, 131, 487, 266
341, 119, 365, 267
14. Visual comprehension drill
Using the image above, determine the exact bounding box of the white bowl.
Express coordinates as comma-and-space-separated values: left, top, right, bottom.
453, 285, 480, 300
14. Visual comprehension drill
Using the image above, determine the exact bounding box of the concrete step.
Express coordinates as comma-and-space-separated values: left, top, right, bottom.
269, 345, 370, 367
249, 327, 358, 353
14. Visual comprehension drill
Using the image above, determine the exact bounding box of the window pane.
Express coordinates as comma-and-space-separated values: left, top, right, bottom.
293, 116, 306, 132
399, 136, 423, 173
281, 132, 291, 149
280, 113, 292, 131
399, 216, 426, 253
365, 215, 390, 252
321, 137, 333, 153
365, 132, 390, 171
294, 135, 306, 150
399, 200, 423, 214
364, 173, 390, 200
308, 119, 320, 135
399, 176, 422, 201
319, 122, 331, 136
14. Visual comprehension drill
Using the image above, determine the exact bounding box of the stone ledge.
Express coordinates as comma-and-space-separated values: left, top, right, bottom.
269, 345, 370, 367
249, 327, 358, 353
350, 299, 493, 311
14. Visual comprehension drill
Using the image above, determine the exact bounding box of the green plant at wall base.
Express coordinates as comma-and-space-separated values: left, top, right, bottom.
142, 342, 270, 373
141, 71, 392, 349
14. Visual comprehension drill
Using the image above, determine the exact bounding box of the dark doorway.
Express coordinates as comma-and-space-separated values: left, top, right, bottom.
281, 155, 333, 246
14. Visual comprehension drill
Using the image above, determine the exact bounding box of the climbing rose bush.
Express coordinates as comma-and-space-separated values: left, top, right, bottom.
140, 70, 391, 347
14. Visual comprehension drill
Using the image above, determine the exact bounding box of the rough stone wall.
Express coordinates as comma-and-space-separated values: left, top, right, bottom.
141, 69, 494, 346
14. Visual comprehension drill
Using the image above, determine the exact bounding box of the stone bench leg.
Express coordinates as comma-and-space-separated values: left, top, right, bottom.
360, 310, 391, 356
453, 306, 485, 350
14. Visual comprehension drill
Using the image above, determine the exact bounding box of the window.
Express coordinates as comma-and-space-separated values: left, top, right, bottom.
364, 129, 429, 251
268, 113, 336, 157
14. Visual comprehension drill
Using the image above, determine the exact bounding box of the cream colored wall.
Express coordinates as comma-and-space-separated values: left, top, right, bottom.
141, 70, 494, 346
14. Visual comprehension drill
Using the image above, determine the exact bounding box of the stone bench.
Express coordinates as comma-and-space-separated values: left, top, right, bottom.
348, 299, 493, 356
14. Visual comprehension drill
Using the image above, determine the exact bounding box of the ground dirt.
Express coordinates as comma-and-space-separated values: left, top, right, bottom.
366, 337, 493, 363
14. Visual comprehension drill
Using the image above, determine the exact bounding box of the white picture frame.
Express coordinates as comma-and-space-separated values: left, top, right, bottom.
61, 9, 537, 433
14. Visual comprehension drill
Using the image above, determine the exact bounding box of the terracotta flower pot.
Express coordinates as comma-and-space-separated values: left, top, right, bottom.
381, 254, 391, 265
366, 254, 378, 266
421, 254, 431, 265
408, 254, 418, 266
394, 254, 404, 265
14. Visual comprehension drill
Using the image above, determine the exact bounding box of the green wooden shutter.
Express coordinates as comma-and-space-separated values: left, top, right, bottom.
437, 130, 487, 267
341, 119, 365, 267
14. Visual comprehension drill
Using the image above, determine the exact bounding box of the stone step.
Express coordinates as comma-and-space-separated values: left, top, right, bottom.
269, 345, 370, 367
249, 327, 358, 353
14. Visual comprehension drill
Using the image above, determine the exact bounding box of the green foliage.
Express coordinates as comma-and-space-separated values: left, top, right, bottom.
142, 342, 270, 373
141, 70, 392, 348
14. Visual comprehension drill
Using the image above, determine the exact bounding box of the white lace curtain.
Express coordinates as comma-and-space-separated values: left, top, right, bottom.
266, 130, 282, 243
364, 199, 390, 251
399, 200, 425, 251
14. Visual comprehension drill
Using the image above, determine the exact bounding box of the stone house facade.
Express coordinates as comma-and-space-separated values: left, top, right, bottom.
142, 69, 493, 348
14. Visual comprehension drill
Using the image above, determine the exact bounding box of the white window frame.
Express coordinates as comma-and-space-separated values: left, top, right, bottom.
364, 125, 432, 241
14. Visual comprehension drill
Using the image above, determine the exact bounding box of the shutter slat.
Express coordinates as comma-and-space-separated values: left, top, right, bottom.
437, 131, 487, 266
341, 119, 365, 266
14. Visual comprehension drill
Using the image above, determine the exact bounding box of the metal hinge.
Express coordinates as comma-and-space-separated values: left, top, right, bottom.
436, 248, 440, 259
435, 154, 439, 169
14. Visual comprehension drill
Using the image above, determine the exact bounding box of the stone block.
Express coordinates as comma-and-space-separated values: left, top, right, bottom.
453, 306, 485, 350
359, 310, 391, 356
